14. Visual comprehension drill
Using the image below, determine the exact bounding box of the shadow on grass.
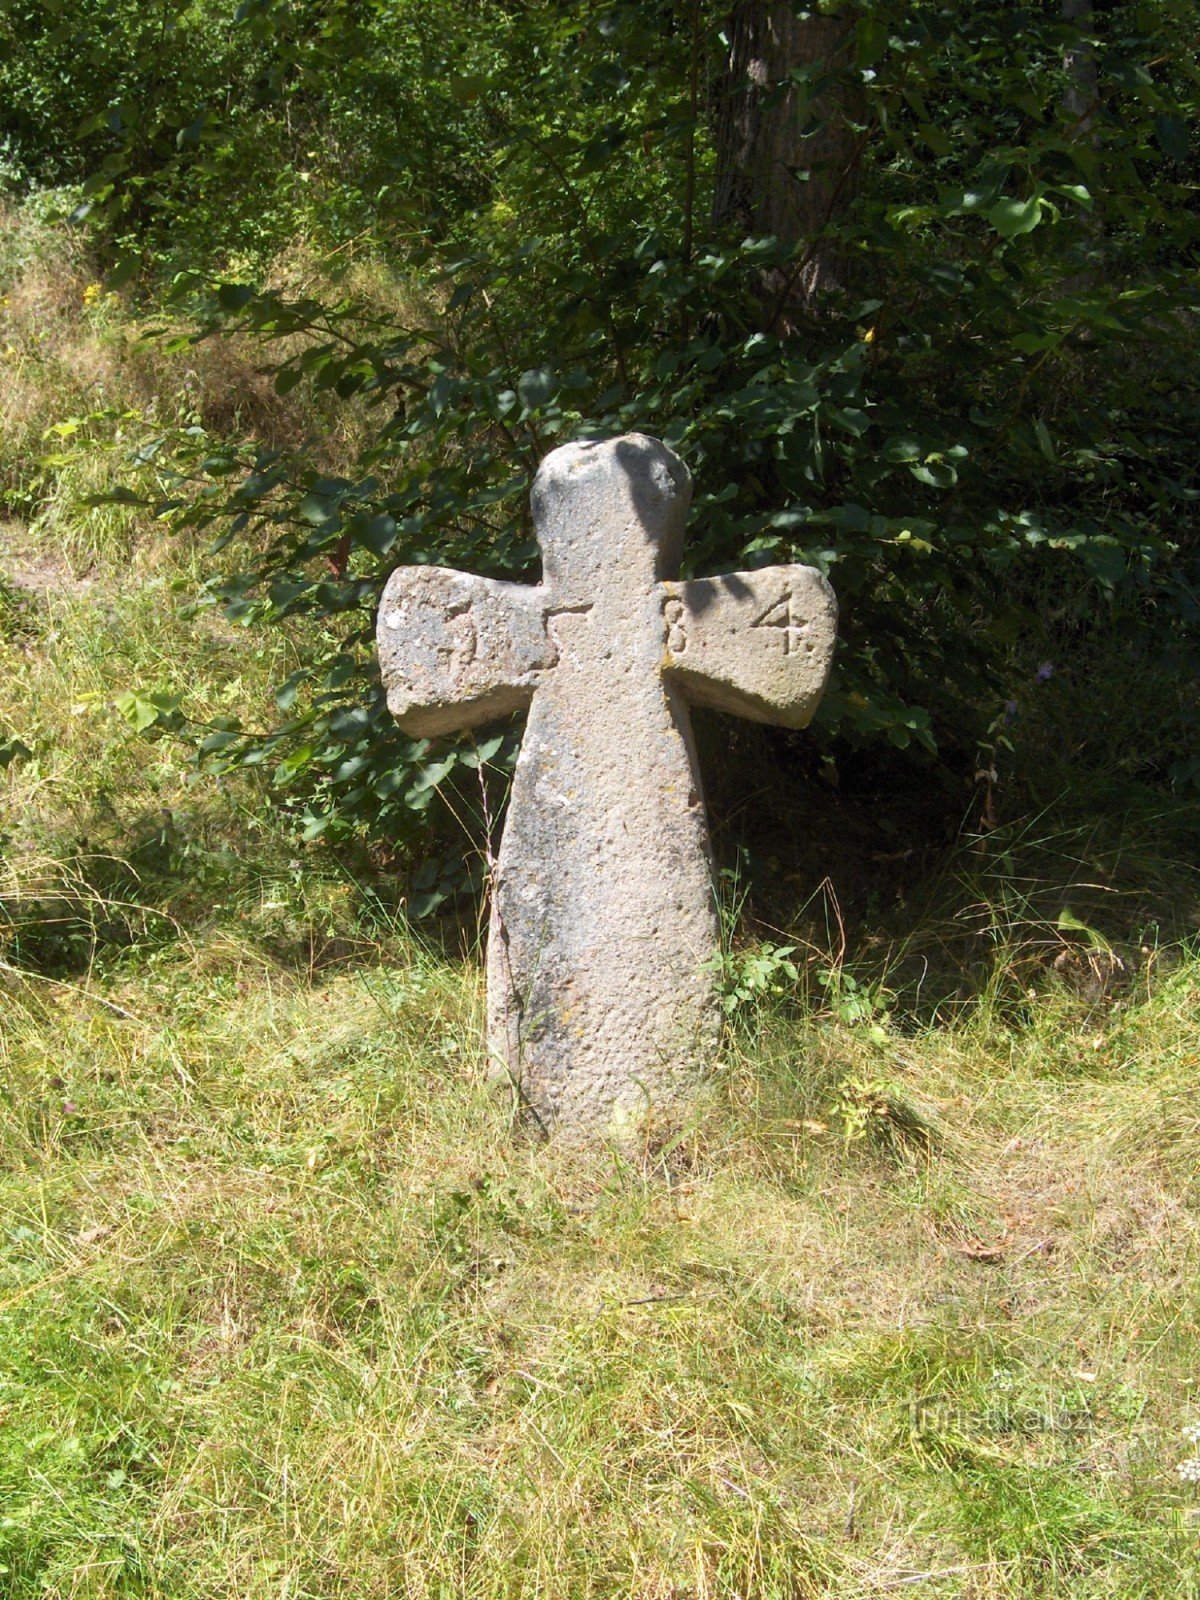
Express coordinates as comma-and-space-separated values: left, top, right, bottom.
694, 708, 1200, 1031
1, 799, 415, 983
4, 702, 1197, 1036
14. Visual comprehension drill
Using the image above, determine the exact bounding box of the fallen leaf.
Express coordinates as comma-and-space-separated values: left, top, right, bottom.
954, 1238, 1007, 1262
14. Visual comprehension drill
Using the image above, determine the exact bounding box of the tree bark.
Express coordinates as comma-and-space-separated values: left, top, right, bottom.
713, 2, 860, 323
1061, 0, 1102, 272
1062, 0, 1097, 135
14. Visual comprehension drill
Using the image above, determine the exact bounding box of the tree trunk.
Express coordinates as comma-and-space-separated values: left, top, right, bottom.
1061, 0, 1102, 272
713, 2, 860, 324
1062, 0, 1097, 134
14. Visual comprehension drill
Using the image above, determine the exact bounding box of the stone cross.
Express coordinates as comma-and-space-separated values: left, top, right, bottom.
377, 435, 836, 1139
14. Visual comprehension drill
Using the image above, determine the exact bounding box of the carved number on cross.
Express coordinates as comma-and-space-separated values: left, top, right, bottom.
444, 600, 478, 669
662, 595, 688, 655
752, 588, 810, 657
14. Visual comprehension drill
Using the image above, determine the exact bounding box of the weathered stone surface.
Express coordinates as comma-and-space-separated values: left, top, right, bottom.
377, 570, 553, 738
376, 434, 837, 1140
660, 568, 837, 728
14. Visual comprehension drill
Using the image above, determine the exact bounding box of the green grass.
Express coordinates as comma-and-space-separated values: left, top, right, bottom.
3, 213, 1200, 1598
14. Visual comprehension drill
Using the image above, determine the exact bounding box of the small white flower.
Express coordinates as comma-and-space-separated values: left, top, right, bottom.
1177, 1457, 1200, 1483
1182, 1423, 1200, 1445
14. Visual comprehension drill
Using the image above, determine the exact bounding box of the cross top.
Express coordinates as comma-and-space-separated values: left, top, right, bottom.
530, 435, 690, 595
377, 434, 837, 1139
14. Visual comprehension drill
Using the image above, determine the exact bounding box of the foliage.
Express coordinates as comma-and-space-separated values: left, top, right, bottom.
4, 1, 1199, 855
712, 938, 801, 1015
0, 729, 31, 770
0, 0, 505, 276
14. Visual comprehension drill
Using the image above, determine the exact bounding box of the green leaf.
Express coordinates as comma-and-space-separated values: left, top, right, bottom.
276, 745, 314, 782
299, 492, 338, 526
216, 283, 256, 313
908, 458, 957, 489
1078, 540, 1127, 589
105, 251, 140, 289
1154, 114, 1189, 163
882, 436, 922, 464
84, 486, 148, 508
199, 729, 240, 755
855, 14, 889, 68
917, 123, 952, 157
354, 513, 397, 557
115, 690, 182, 733
274, 671, 308, 712
458, 733, 504, 769
1056, 906, 1109, 952
1011, 331, 1063, 355
987, 195, 1044, 239
517, 366, 556, 410
1033, 420, 1056, 463
0, 733, 31, 770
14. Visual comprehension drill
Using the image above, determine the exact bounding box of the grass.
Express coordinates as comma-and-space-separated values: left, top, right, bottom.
2, 205, 1200, 1598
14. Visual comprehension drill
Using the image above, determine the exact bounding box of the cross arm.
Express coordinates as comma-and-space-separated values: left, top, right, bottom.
658, 564, 837, 729
377, 566, 555, 738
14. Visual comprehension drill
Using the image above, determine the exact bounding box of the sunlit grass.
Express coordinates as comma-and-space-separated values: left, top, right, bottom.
4, 926, 1199, 1597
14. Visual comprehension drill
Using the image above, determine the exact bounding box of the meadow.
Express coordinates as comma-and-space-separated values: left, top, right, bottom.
3, 201, 1200, 1600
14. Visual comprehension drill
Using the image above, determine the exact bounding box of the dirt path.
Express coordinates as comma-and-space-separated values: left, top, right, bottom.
1, 522, 98, 596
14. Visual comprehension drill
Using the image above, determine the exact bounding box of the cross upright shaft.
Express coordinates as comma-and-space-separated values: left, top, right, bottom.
377, 435, 837, 1138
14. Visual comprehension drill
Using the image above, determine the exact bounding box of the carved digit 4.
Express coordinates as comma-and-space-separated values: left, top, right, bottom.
751, 589, 809, 656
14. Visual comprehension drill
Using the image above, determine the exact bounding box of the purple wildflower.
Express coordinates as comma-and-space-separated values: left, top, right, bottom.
1036, 662, 1054, 684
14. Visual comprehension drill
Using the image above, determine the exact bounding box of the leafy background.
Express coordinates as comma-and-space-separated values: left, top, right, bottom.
0, 0, 1196, 912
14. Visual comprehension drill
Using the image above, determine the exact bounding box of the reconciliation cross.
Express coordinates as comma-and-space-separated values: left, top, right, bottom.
377, 434, 836, 1139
